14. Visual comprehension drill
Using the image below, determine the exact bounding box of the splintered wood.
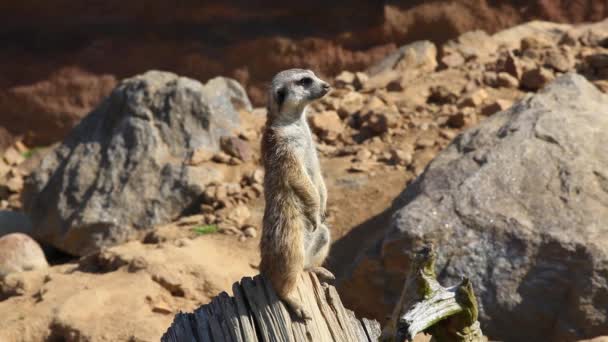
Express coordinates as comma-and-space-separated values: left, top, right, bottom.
162, 272, 381, 342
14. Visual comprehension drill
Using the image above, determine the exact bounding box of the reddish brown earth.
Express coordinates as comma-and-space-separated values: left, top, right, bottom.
1, 1, 607, 144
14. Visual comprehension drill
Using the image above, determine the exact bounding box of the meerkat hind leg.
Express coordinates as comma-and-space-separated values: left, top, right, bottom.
305, 224, 335, 281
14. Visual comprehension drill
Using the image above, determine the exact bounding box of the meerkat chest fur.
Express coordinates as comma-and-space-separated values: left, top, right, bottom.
281, 114, 319, 178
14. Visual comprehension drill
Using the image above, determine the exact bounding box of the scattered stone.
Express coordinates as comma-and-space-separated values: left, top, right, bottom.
481, 99, 513, 116
521, 67, 555, 90
446, 112, 466, 128
353, 72, 369, 89
496, 72, 519, 88
586, 53, 608, 69
0, 233, 48, 277
458, 88, 488, 108
559, 31, 578, 46
440, 53, 465, 68
497, 51, 523, 79
354, 148, 373, 161
220, 136, 252, 162
188, 148, 214, 165
337, 91, 365, 118
334, 71, 355, 87
427, 85, 459, 105
415, 136, 435, 149
593, 80, 608, 93
225, 205, 250, 227
309, 111, 344, 143
348, 162, 372, 173
389, 148, 413, 166
3, 147, 24, 166
544, 49, 574, 72
242, 225, 257, 238
212, 152, 232, 164
5, 174, 23, 193
176, 215, 204, 226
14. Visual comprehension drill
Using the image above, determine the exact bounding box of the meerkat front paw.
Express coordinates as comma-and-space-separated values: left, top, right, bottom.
309, 266, 335, 282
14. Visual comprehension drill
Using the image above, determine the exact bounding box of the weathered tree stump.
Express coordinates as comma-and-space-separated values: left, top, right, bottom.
382, 245, 484, 342
162, 272, 381, 341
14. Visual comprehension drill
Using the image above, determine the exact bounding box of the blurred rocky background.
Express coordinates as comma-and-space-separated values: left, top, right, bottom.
1, 2, 608, 342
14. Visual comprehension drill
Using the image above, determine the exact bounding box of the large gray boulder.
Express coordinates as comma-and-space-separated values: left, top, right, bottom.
341, 74, 608, 341
23, 71, 251, 256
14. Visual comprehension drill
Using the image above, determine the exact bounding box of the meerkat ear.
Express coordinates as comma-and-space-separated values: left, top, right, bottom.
276, 86, 287, 107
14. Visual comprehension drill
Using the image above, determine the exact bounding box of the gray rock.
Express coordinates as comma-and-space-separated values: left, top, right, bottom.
342, 74, 608, 341
23, 71, 250, 256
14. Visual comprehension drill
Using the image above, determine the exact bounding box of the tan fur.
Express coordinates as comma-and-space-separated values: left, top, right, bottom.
260, 69, 334, 320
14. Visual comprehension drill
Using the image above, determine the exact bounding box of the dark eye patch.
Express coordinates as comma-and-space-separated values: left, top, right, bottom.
276, 86, 287, 106
297, 77, 313, 87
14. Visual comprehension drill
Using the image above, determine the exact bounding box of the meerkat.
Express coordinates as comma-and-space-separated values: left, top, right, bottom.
260, 69, 335, 320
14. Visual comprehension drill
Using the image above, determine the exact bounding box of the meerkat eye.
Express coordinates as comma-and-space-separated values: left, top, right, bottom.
297, 77, 313, 87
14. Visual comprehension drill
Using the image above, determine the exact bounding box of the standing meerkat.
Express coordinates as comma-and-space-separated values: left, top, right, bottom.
260, 68, 334, 320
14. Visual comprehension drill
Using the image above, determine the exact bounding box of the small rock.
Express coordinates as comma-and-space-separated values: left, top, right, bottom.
3, 147, 24, 166
458, 88, 488, 108
386, 79, 403, 92
520, 36, 552, 51
189, 148, 214, 165
496, 72, 519, 88
593, 80, 608, 93
226, 205, 250, 227
440, 129, 457, 140
559, 31, 578, 46
447, 112, 466, 128
348, 162, 372, 173
428, 85, 459, 105
218, 225, 241, 235
544, 49, 574, 72
220, 136, 252, 162
14, 141, 28, 154
0, 159, 10, 179
389, 148, 413, 166
353, 72, 369, 90
177, 214, 204, 226
355, 148, 373, 161
212, 152, 232, 164
334, 71, 355, 87
586, 53, 608, 70
361, 111, 399, 135
0, 233, 48, 277
481, 99, 513, 116
415, 137, 436, 149
521, 67, 555, 90
5, 175, 23, 193
242, 225, 257, 238
337, 91, 365, 118
309, 111, 344, 142
441, 53, 465, 68
499, 52, 523, 79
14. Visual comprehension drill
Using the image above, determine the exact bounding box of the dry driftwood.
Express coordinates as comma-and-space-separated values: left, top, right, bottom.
162, 272, 381, 342
382, 245, 484, 342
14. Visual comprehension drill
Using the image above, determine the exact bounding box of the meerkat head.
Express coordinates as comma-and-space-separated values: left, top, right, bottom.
267, 69, 331, 123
